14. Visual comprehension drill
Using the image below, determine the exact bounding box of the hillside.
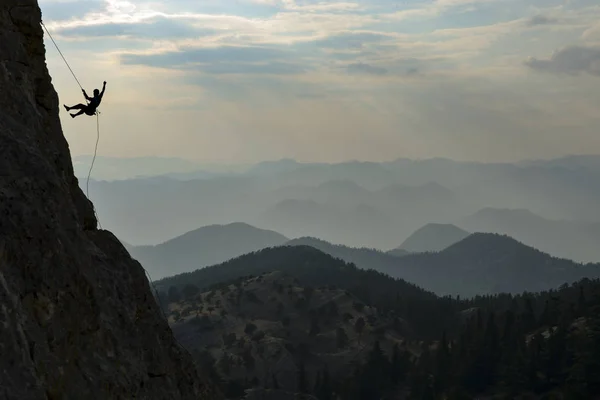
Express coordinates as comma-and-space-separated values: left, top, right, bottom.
165, 271, 413, 398
155, 245, 460, 339
458, 207, 600, 263
396, 223, 470, 253
386, 248, 411, 257
403, 277, 600, 400
0, 2, 219, 398
392, 233, 600, 297
147, 230, 600, 299
129, 229, 411, 282
157, 246, 600, 399
128, 223, 289, 279
282, 234, 600, 298
285, 237, 404, 275
282, 232, 600, 298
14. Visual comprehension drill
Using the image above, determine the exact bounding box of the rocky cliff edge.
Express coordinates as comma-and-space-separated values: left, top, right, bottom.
0, 1, 220, 399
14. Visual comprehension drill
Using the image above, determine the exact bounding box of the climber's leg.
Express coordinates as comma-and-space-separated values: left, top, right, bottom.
64, 103, 86, 112
70, 109, 86, 118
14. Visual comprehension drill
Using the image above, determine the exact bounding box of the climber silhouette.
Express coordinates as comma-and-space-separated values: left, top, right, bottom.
64, 81, 106, 118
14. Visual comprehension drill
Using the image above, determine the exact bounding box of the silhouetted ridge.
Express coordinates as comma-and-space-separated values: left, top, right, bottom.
397, 223, 470, 253
128, 222, 289, 279
285, 236, 402, 274
393, 232, 600, 297
161, 222, 285, 246
443, 232, 558, 258
458, 207, 600, 264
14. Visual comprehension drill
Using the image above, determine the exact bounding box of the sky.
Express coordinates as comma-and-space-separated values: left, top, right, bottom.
39, 0, 600, 164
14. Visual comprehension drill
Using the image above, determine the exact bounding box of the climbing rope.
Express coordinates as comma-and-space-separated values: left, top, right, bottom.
87, 111, 103, 230
40, 20, 103, 229
40, 21, 84, 91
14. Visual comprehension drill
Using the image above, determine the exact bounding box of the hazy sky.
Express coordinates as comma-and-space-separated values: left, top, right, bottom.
40, 0, 600, 164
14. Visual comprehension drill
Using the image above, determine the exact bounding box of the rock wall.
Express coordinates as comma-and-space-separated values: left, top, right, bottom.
0, 1, 221, 399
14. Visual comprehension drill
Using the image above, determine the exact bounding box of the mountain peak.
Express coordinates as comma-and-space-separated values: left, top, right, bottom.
398, 223, 470, 253
129, 223, 289, 279
442, 232, 543, 257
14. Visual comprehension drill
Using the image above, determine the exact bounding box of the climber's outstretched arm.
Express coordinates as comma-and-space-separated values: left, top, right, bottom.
100, 81, 107, 98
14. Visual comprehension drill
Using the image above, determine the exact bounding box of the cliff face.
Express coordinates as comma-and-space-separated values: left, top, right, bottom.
0, 1, 220, 399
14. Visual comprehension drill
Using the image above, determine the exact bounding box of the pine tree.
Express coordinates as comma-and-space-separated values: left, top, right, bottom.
577, 285, 586, 315
391, 343, 402, 383
309, 315, 320, 336
434, 331, 451, 393
319, 367, 333, 400
336, 327, 349, 349
297, 361, 308, 394
355, 317, 366, 344
314, 370, 322, 395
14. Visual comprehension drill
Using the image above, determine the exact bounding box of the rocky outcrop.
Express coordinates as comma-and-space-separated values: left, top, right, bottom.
0, 1, 221, 399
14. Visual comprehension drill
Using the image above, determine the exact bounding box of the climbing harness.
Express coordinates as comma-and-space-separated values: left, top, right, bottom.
40, 20, 102, 228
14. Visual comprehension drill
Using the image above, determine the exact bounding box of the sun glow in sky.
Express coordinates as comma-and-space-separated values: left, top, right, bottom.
40, 0, 600, 164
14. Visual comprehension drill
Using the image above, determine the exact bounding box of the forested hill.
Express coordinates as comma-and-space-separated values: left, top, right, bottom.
155, 245, 460, 339
282, 233, 600, 298
149, 231, 600, 299
328, 276, 600, 399
389, 232, 600, 297
155, 243, 600, 398
286, 236, 406, 267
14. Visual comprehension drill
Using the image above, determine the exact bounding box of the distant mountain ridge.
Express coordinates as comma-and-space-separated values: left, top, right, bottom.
391, 232, 600, 297
87, 153, 600, 250
396, 223, 470, 253
285, 232, 600, 297
285, 236, 406, 274
458, 207, 600, 263
127, 222, 289, 279
139, 222, 600, 298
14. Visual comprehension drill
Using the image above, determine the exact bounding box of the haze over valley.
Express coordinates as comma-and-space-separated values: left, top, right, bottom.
85, 155, 600, 266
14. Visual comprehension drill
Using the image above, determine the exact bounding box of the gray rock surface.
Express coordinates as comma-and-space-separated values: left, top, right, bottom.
0, 1, 221, 399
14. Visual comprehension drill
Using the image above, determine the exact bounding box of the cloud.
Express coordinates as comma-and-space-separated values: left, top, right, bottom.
55, 16, 214, 39
39, 0, 105, 21
525, 45, 600, 77
583, 22, 600, 42
199, 61, 308, 75
120, 45, 294, 68
38, 0, 600, 165
119, 44, 309, 77
342, 56, 440, 76
383, 0, 504, 22
346, 62, 387, 75
526, 14, 558, 26
307, 31, 395, 49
